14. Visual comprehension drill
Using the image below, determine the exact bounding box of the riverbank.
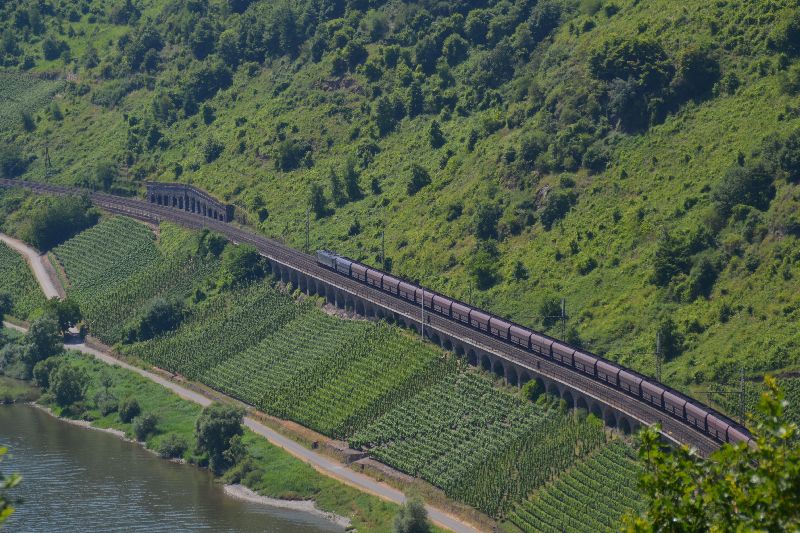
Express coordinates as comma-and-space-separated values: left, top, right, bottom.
225, 484, 352, 529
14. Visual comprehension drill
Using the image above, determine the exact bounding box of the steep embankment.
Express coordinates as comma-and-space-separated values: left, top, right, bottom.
1, 0, 799, 400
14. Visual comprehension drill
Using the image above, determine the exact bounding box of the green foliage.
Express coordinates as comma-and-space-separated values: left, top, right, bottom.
42, 297, 82, 333
713, 164, 776, 217
49, 363, 88, 406
309, 182, 328, 219
20, 196, 99, 251
0, 242, 45, 319
156, 433, 189, 459
23, 316, 62, 366
407, 163, 431, 195
119, 397, 141, 423
393, 496, 430, 533
218, 244, 265, 288
128, 298, 184, 342
540, 191, 576, 230
0, 145, 27, 178
0, 447, 20, 525
510, 440, 644, 532
32, 356, 62, 389
626, 377, 800, 531
195, 402, 245, 473
656, 317, 682, 360
132, 412, 159, 441
468, 241, 500, 290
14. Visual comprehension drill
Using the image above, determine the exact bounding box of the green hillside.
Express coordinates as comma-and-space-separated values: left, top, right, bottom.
1, 0, 799, 403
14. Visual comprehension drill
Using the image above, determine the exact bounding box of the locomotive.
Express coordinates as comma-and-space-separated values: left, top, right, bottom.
317, 250, 752, 447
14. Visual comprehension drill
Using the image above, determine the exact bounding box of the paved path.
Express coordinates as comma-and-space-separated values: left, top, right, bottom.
0, 233, 61, 299
0, 234, 478, 533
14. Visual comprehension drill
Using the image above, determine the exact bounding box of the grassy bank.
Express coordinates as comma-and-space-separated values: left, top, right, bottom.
29, 349, 404, 531
0, 375, 39, 404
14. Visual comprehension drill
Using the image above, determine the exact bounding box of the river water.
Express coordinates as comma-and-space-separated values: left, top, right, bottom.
0, 404, 340, 532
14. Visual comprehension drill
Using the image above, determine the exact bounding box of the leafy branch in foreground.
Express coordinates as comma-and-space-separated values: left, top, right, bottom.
0, 446, 21, 524
626, 376, 800, 531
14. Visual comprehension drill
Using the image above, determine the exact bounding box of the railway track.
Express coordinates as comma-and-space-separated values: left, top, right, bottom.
1, 179, 724, 454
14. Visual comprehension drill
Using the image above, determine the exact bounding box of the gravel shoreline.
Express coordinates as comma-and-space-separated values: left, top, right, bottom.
224, 484, 352, 528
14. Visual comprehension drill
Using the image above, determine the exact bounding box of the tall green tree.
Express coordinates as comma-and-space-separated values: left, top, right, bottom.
626, 377, 800, 531
195, 403, 245, 473
393, 496, 430, 533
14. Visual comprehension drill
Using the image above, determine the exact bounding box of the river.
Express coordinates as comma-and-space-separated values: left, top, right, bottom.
0, 404, 341, 532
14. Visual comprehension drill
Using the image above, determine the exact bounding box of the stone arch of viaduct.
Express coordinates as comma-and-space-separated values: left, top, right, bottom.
270, 260, 639, 434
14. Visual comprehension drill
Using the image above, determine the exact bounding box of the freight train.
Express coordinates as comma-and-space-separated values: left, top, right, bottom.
317, 250, 752, 447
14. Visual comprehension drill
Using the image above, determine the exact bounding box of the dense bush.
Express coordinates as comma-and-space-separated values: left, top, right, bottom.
195, 402, 245, 473
157, 433, 189, 459
128, 298, 184, 342
540, 191, 576, 230
49, 365, 88, 406
119, 397, 141, 423
713, 164, 775, 217
407, 164, 431, 195
132, 413, 158, 441
19, 196, 99, 251
218, 244, 265, 288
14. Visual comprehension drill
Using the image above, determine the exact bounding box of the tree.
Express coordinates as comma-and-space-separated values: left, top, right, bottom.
656, 317, 682, 360
374, 95, 396, 136
393, 496, 430, 533
428, 120, 445, 149
218, 29, 239, 66
132, 413, 158, 441
771, 11, 800, 56
195, 402, 245, 473
94, 160, 117, 191
0, 292, 11, 318
329, 167, 345, 206
467, 242, 499, 290
19, 195, 99, 250
49, 364, 88, 406
119, 397, 141, 423
32, 357, 62, 389
0, 144, 28, 178
626, 377, 800, 531
414, 36, 438, 74
23, 316, 62, 368
0, 447, 20, 525
228, 0, 252, 14
43, 297, 82, 333
343, 157, 361, 201
442, 34, 468, 66
219, 244, 264, 288
670, 46, 720, 102
407, 164, 431, 195
473, 202, 501, 240
130, 298, 184, 341
309, 182, 328, 219
713, 164, 775, 217
539, 191, 576, 230
407, 82, 424, 117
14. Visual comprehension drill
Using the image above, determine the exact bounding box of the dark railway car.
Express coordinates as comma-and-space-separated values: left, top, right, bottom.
707, 414, 729, 442
350, 263, 368, 282
685, 403, 708, 431
727, 426, 750, 445
510, 326, 532, 349
366, 269, 384, 289
596, 361, 620, 386
469, 309, 491, 332
641, 381, 665, 407
663, 391, 687, 418
530, 334, 553, 357
552, 342, 575, 366
432, 295, 452, 315
451, 302, 471, 324
316, 250, 337, 269
489, 317, 511, 341
420, 291, 434, 309
335, 256, 352, 276
382, 275, 400, 295
398, 281, 417, 302
619, 370, 643, 395
573, 351, 597, 376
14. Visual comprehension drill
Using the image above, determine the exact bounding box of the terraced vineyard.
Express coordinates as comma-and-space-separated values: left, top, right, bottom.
507, 440, 644, 532
51, 216, 637, 522
53, 217, 161, 294
125, 282, 303, 376
0, 240, 46, 318
351, 372, 608, 516
0, 73, 64, 132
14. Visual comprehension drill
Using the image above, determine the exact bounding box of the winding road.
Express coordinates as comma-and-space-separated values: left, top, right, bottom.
0, 233, 478, 533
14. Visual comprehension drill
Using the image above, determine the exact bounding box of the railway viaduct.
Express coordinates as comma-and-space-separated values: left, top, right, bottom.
0, 179, 722, 455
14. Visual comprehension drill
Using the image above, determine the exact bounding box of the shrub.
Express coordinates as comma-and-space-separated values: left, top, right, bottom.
130, 298, 184, 341
407, 164, 431, 195
202, 137, 224, 163
467, 242, 500, 290
94, 390, 118, 416
393, 496, 430, 533
0, 144, 28, 178
443, 34, 469, 66
19, 195, 99, 250
195, 402, 245, 473
771, 11, 800, 55
119, 397, 141, 423
32, 357, 62, 389
49, 365, 88, 406
540, 191, 576, 230
218, 244, 264, 288
132, 413, 158, 441
713, 164, 775, 217
473, 203, 502, 240
157, 433, 188, 459
428, 120, 445, 149
670, 46, 720, 102
521, 379, 543, 402
657, 317, 683, 360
